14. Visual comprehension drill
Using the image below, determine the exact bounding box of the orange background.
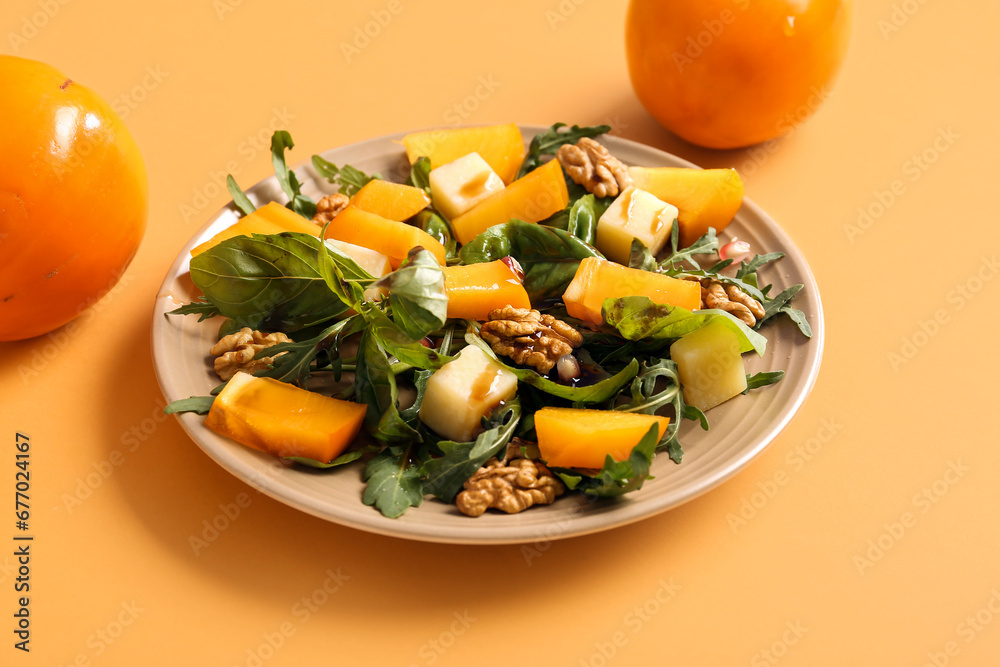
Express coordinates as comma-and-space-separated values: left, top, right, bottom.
2, 0, 999, 665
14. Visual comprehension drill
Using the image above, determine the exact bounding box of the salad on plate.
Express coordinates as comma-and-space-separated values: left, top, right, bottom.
164, 122, 812, 520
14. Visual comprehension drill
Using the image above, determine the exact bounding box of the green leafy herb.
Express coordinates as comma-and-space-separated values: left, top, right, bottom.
517, 123, 611, 178
362, 446, 424, 518
164, 395, 215, 415
422, 400, 521, 503
406, 156, 432, 195
270, 131, 316, 219
458, 220, 602, 303
311, 154, 380, 197
602, 296, 768, 356
286, 449, 367, 469
554, 423, 659, 497
465, 328, 638, 404
375, 248, 448, 340
258, 316, 365, 386
628, 238, 656, 272
167, 297, 220, 322
659, 226, 720, 273
227, 175, 256, 216
614, 358, 707, 463
188, 232, 369, 333
414, 210, 458, 262
744, 370, 786, 392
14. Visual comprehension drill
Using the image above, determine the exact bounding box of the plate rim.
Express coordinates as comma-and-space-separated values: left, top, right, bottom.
151, 125, 825, 545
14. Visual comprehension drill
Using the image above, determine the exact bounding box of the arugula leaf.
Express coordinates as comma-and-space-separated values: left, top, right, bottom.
164, 395, 215, 415
659, 227, 720, 273
189, 232, 366, 333
422, 400, 521, 503
744, 370, 785, 392
226, 175, 256, 216
311, 155, 381, 197
779, 305, 812, 338
362, 446, 424, 518
517, 123, 611, 178
258, 316, 364, 386
736, 252, 786, 280
614, 358, 706, 463
465, 328, 638, 404
270, 131, 317, 219
458, 220, 602, 303
375, 248, 448, 340
553, 423, 659, 497
602, 296, 767, 356
167, 297, 220, 322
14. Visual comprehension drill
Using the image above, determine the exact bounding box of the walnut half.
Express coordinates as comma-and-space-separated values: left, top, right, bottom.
210, 327, 292, 380
456, 458, 565, 517
480, 306, 583, 374
556, 137, 632, 198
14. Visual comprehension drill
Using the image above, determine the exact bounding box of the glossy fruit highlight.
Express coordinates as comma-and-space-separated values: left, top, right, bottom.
0, 56, 148, 341
625, 0, 852, 149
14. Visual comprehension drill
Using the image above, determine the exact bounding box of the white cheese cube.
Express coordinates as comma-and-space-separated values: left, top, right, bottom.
419, 345, 518, 442
325, 239, 391, 301
595, 186, 678, 265
670, 319, 747, 412
428, 152, 505, 220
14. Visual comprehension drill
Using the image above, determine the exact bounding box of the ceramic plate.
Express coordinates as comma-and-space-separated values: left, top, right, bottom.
151, 126, 824, 545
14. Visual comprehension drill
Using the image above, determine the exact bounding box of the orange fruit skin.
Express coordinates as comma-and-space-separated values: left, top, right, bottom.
625, 0, 853, 149
0, 56, 148, 341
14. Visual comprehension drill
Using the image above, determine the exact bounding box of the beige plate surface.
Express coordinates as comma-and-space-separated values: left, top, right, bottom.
151, 126, 825, 545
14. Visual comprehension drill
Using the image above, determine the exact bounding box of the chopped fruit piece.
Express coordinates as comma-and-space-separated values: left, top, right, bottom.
322, 205, 447, 267
534, 406, 669, 469
442, 258, 531, 320
419, 345, 518, 442
401, 123, 526, 184
205, 372, 366, 463
429, 152, 505, 220
670, 319, 747, 411
191, 201, 319, 256
562, 257, 701, 325
350, 179, 430, 221
450, 158, 569, 245
628, 167, 744, 248
595, 186, 678, 264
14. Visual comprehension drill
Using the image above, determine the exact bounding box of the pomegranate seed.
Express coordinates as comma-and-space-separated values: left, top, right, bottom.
500, 256, 526, 283
556, 354, 581, 382
720, 238, 751, 263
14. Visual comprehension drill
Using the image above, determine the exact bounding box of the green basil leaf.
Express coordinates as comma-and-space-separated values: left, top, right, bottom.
415, 210, 458, 261
406, 155, 432, 195
458, 220, 602, 303
375, 248, 448, 340
189, 232, 363, 333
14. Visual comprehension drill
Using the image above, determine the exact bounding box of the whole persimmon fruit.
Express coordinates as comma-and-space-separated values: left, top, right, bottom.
0, 56, 148, 341
625, 0, 852, 149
